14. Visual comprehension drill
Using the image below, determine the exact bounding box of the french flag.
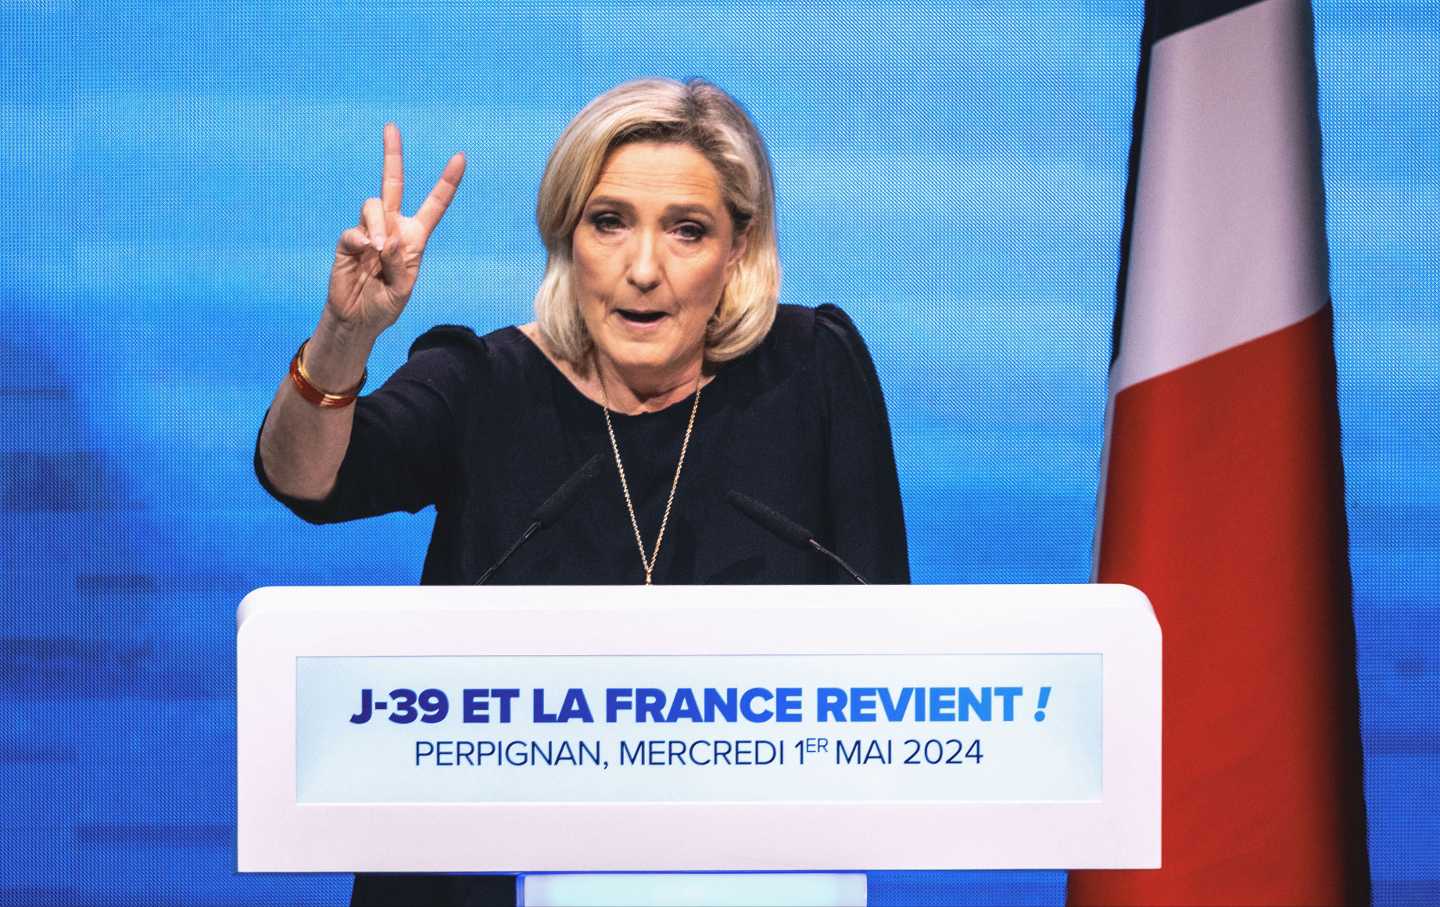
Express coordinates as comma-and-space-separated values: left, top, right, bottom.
1067, 0, 1371, 904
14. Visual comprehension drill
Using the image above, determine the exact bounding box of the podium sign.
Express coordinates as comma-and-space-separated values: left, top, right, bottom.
237, 584, 1159, 872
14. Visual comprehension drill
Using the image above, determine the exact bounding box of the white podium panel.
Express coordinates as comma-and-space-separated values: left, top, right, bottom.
237, 584, 1159, 872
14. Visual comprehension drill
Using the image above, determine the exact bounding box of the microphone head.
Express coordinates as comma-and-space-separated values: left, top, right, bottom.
726, 489, 814, 549
532, 453, 604, 527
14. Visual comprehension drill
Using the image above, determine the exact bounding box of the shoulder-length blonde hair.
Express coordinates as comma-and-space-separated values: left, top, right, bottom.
533, 77, 781, 367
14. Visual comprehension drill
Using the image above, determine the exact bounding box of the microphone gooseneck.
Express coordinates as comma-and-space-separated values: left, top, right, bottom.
475, 453, 604, 585
726, 489, 869, 584
532, 453, 604, 527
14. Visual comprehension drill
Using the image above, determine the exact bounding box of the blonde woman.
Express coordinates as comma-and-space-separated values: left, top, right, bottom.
255, 77, 909, 906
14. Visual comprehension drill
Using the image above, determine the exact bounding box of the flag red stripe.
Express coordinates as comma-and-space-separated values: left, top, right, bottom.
1069, 304, 1369, 906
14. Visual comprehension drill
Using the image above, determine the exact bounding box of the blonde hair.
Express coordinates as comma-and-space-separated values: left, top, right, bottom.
533, 77, 781, 367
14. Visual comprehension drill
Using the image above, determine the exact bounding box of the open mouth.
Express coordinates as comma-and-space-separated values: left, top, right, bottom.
617, 309, 668, 325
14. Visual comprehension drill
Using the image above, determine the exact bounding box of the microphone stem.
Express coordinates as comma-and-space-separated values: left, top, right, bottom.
808, 538, 868, 585
475, 520, 540, 585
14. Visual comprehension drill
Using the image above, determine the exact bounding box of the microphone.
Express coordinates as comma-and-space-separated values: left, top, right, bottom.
475, 453, 604, 585
726, 489, 868, 584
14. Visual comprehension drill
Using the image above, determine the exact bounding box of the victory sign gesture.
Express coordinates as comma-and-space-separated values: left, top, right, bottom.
327, 123, 467, 337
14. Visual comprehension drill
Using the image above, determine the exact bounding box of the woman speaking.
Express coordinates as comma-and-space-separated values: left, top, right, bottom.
255, 77, 909, 906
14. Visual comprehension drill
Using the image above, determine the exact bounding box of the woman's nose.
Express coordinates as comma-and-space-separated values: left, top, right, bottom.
626, 231, 662, 293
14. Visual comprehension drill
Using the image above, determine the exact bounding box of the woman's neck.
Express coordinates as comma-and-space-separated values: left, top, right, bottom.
518, 322, 710, 415
591, 351, 703, 414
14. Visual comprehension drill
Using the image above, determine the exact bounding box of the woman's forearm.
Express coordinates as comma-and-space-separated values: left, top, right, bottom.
257, 311, 379, 501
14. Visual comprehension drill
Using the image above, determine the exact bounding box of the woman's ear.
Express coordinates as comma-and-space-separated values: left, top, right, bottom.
726, 227, 750, 272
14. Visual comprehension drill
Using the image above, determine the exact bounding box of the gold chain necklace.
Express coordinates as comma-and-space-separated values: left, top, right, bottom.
597, 365, 703, 585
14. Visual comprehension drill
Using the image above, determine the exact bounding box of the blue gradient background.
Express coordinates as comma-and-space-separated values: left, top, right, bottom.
2, 1, 1435, 904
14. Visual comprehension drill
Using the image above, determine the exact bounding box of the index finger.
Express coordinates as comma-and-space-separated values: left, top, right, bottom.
414, 152, 467, 236
381, 122, 404, 215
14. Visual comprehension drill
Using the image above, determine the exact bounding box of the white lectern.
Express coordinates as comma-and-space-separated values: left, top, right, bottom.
237, 584, 1159, 904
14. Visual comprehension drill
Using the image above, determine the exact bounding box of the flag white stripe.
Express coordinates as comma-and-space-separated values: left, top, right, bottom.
1109, 0, 1329, 396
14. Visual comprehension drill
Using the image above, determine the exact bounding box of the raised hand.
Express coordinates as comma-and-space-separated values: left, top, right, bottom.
326, 123, 466, 337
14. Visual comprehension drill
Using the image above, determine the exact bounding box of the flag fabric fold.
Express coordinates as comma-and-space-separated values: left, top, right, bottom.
1067, 1, 1371, 904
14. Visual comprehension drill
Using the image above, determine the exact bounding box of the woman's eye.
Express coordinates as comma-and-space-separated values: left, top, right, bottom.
675, 222, 707, 242
591, 213, 623, 233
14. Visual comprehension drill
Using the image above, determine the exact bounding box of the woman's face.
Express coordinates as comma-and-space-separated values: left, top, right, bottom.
572, 141, 747, 382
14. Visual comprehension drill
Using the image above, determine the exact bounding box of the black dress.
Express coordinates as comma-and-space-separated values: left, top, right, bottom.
255, 302, 910, 906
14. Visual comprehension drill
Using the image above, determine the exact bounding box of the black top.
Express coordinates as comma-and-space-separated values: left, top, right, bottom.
254, 302, 909, 907
257, 303, 909, 587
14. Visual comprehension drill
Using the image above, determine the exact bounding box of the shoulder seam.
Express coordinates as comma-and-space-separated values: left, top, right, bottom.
408, 324, 484, 360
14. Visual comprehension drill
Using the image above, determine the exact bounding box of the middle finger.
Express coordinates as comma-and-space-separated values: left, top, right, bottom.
382, 122, 404, 215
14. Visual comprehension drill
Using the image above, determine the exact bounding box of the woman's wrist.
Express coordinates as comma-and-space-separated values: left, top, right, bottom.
303, 311, 380, 392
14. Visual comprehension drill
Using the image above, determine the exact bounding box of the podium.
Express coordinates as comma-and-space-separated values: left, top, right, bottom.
237, 584, 1159, 902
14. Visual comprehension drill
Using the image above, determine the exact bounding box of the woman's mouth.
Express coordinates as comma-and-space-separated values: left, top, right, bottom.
617, 309, 668, 325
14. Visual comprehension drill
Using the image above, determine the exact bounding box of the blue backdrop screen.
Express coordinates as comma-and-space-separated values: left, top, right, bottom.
2, 1, 1436, 904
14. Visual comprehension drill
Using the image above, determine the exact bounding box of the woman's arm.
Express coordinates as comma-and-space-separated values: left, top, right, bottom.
257, 123, 465, 502
257, 311, 376, 501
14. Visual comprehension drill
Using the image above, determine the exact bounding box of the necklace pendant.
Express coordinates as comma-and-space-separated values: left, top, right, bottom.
644, 571, 653, 586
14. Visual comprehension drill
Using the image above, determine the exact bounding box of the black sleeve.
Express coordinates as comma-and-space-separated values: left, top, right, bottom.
814, 303, 911, 583
253, 326, 481, 525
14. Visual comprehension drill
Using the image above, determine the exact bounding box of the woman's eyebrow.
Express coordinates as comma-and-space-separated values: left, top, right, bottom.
662, 203, 717, 220
585, 195, 634, 212
584, 196, 717, 220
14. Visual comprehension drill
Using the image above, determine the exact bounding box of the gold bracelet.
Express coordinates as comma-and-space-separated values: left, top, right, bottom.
288, 340, 366, 408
